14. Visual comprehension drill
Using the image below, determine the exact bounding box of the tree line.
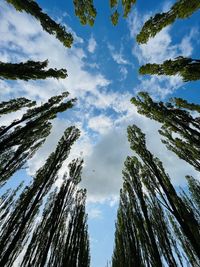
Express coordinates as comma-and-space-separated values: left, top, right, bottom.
112, 0, 200, 266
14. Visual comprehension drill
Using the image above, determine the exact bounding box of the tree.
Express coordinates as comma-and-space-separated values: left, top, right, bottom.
0, 60, 67, 81
0, 97, 35, 116
127, 124, 200, 259
112, 157, 189, 267
123, 157, 162, 267
169, 214, 199, 266
131, 92, 200, 172
110, 0, 136, 25
60, 188, 90, 267
0, 92, 76, 186
139, 57, 200, 82
73, 0, 97, 26
0, 126, 80, 267
21, 159, 90, 267
6, 0, 73, 48
0, 183, 23, 227
136, 0, 200, 44
73, 0, 136, 26
112, 190, 145, 267
112, 125, 200, 266
112, 156, 186, 266
185, 175, 200, 213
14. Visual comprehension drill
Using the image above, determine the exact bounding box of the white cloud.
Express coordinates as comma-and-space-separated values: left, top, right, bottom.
108, 44, 131, 65
136, 75, 183, 99
80, 101, 199, 203
88, 115, 113, 134
88, 35, 97, 53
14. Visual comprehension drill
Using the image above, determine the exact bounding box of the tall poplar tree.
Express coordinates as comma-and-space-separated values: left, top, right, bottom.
0, 183, 23, 227
21, 159, 90, 267
60, 188, 90, 267
139, 57, 200, 82
112, 189, 145, 267
0, 126, 80, 267
6, 0, 73, 48
136, 0, 200, 44
0, 60, 67, 81
131, 92, 200, 172
127, 124, 200, 259
0, 92, 76, 186
112, 125, 200, 266
123, 157, 162, 267
112, 156, 186, 266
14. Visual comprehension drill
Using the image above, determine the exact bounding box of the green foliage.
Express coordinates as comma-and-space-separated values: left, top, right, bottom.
0, 98, 35, 116
112, 133, 200, 266
131, 92, 200, 172
122, 0, 136, 18
21, 159, 90, 267
110, 0, 136, 25
73, 0, 97, 26
7, 0, 73, 47
126, 125, 200, 260
0, 92, 76, 186
0, 60, 67, 81
73, 0, 136, 26
110, 0, 118, 8
139, 57, 200, 82
0, 183, 23, 226
111, 10, 120, 26
137, 0, 200, 44
186, 176, 200, 212
0, 126, 80, 266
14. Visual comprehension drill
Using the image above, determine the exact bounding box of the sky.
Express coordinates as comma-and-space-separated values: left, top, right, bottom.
0, 1, 200, 266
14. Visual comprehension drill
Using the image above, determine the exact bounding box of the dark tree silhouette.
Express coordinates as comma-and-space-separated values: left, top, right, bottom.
0, 60, 67, 81
131, 92, 200, 171
0, 126, 80, 267
112, 125, 200, 266
21, 159, 90, 267
0, 92, 76, 186
6, 0, 73, 48
139, 57, 200, 82
127, 125, 200, 259
0, 97, 35, 116
0, 183, 23, 227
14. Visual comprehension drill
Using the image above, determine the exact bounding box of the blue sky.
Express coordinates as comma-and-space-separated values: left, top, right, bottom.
0, 1, 200, 266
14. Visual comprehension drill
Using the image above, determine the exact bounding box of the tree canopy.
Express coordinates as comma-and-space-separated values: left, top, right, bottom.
7, 0, 73, 48
0, 60, 67, 80
137, 0, 200, 44
0, 97, 35, 116
0, 92, 76, 186
112, 125, 200, 266
73, 0, 136, 26
131, 92, 200, 172
139, 57, 200, 82
0, 126, 81, 266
